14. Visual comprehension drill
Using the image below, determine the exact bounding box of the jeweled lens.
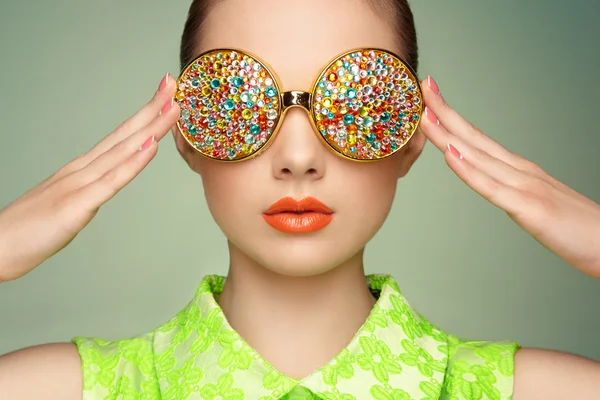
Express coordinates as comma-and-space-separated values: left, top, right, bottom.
175, 50, 281, 161
311, 49, 422, 160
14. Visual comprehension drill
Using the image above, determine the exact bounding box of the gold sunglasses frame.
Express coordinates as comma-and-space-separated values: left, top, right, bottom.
175, 47, 423, 163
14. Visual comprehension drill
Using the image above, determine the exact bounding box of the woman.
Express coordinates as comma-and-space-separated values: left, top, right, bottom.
1, 0, 599, 398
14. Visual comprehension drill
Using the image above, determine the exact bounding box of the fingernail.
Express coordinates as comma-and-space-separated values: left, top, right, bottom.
424, 107, 439, 125
159, 98, 174, 116
447, 143, 463, 159
139, 135, 155, 151
158, 73, 171, 92
428, 75, 440, 95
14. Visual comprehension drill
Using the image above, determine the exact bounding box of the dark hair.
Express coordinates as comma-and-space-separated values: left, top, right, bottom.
179, 0, 419, 74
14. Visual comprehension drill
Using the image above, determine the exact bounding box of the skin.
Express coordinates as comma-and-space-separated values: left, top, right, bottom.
420, 84, 600, 398
170, 0, 424, 379
1, 0, 600, 398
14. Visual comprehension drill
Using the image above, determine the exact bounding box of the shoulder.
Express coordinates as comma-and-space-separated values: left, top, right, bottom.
0, 342, 82, 400
69, 281, 210, 398
442, 342, 600, 400
443, 335, 520, 400
72, 332, 160, 398
512, 347, 600, 400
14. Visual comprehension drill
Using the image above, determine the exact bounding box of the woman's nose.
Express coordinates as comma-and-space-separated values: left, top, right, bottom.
269, 108, 327, 181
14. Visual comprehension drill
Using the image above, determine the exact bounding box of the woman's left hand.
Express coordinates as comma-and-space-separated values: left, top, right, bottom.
418, 76, 600, 277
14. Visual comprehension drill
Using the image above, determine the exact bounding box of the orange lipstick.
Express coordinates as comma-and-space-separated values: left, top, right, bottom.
263, 197, 334, 234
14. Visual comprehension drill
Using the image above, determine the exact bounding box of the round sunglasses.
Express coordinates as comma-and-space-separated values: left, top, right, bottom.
174, 48, 423, 162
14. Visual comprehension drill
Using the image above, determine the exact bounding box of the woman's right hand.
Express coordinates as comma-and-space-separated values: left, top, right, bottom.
0, 74, 180, 282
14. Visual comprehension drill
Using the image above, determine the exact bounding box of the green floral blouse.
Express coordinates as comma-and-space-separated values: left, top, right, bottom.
72, 274, 520, 399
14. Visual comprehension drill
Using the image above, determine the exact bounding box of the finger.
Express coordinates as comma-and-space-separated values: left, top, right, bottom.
63, 98, 179, 189
421, 77, 587, 198
442, 142, 525, 215
72, 138, 159, 209
40, 74, 177, 189
87, 74, 177, 159
421, 76, 522, 167
421, 107, 535, 189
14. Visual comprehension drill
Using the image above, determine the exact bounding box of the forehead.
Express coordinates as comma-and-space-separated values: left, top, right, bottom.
199, 0, 399, 89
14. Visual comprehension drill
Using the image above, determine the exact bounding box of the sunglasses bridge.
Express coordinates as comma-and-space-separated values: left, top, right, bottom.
281, 91, 312, 113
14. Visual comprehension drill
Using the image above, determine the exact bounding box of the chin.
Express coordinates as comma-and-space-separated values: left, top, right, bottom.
219, 213, 384, 277
258, 250, 349, 277
244, 231, 365, 277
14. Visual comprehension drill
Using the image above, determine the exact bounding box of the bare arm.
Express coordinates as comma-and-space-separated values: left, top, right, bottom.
0, 75, 178, 283
0, 75, 179, 399
513, 348, 600, 399
0, 343, 82, 399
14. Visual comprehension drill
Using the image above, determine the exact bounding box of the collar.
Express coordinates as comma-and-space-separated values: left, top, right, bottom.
153, 274, 449, 399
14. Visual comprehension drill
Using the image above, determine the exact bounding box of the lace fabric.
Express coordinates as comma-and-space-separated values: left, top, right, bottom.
72, 274, 519, 399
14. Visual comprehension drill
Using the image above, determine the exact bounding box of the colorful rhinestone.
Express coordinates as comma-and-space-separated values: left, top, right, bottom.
311, 49, 422, 160
175, 50, 281, 161
174, 48, 421, 162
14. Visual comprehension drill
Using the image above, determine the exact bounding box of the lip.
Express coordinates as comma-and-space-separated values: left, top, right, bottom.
263, 197, 334, 234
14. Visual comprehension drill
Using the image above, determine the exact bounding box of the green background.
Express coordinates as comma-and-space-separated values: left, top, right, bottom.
1, 0, 599, 361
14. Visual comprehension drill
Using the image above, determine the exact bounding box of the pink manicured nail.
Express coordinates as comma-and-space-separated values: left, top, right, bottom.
140, 135, 155, 151
428, 75, 440, 95
447, 143, 463, 159
159, 98, 174, 115
158, 73, 171, 92
424, 107, 439, 125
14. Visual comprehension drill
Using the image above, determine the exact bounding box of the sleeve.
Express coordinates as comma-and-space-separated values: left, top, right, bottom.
71, 332, 160, 400
441, 335, 520, 400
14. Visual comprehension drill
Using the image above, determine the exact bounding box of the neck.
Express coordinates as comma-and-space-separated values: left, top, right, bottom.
216, 240, 377, 380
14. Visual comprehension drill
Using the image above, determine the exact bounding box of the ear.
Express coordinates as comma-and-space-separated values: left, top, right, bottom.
397, 127, 427, 178
171, 125, 203, 174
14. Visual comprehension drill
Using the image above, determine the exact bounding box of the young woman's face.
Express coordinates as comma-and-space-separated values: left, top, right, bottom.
173, 0, 425, 276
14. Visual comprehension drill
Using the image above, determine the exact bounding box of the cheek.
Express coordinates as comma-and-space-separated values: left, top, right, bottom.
337, 161, 400, 234
339, 158, 400, 209
199, 159, 265, 231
